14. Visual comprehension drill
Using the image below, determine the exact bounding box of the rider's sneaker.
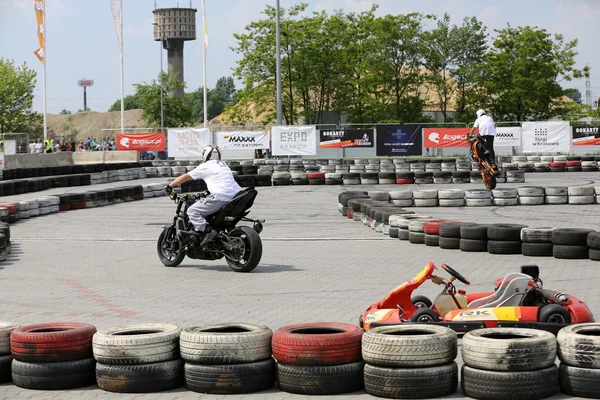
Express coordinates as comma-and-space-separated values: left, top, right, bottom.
200, 226, 218, 247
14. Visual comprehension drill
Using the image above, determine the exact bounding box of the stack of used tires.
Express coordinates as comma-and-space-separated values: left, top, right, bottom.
461, 328, 558, 399
397, 215, 429, 241
0, 222, 10, 260
588, 232, 600, 261
413, 190, 438, 207
518, 186, 545, 205
487, 224, 527, 255
93, 323, 183, 393
568, 186, 595, 205
439, 222, 473, 250
338, 191, 369, 217
362, 325, 458, 399
180, 324, 275, 394
521, 227, 555, 257
552, 228, 593, 259
10, 322, 97, 390
545, 187, 568, 204
460, 224, 490, 252
272, 322, 364, 395
396, 171, 415, 184
389, 190, 413, 207
558, 323, 600, 398
465, 189, 492, 207
492, 188, 518, 206
0, 322, 19, 383
423, 220, 456, 247
408, 218, 434, 244
507, 170, 526, 183
438, 189, 465, 207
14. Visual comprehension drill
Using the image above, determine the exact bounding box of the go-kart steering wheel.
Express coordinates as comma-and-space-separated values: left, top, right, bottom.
441, 264, 470, 285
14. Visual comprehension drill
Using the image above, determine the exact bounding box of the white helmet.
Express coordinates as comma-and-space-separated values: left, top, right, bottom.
201, 145, 221, 162
476, 109, 486, 118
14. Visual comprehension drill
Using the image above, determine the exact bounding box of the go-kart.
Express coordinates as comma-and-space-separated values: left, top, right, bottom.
360, 262, 593, 333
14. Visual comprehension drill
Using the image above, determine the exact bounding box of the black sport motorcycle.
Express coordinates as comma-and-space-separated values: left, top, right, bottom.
157, 188, 265, 272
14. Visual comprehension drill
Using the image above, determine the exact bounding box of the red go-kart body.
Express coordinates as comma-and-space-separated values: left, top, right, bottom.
360, 262, 594, 333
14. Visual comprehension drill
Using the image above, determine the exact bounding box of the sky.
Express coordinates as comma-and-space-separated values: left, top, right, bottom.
1, 0, 599, 115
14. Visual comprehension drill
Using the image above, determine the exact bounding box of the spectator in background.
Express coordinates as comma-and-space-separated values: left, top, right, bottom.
70, 137, 76, 152
35, 139, 43, 153
28, 140, 36, 153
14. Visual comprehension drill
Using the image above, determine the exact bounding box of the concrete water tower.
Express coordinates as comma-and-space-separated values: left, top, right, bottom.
153, 5, 197, 98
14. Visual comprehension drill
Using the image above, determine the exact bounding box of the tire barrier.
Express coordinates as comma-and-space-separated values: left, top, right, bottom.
1, 319, 600, 397
339, 191, 600, 261
461, 328, 559, 400
10, 322, 97, 390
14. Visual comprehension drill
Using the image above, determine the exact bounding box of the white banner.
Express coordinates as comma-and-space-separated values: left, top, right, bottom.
494, 127, 522, 147
271, 126, 317, 156
216, 131, 270, 150
168, 128, 211, 158
522, 122, 571, 153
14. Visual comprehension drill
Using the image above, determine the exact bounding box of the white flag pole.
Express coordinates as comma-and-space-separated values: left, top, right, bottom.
202, 0, 207, 128
120, 0, 124, 134
43, 0, 47, 142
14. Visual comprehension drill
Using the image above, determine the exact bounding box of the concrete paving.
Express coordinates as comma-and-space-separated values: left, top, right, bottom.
0, 171, 598, 399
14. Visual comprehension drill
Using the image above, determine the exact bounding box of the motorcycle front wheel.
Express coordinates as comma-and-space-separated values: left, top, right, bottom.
483, 173, 497, 190
157, 227, 186, 267
226, 226, 263, 273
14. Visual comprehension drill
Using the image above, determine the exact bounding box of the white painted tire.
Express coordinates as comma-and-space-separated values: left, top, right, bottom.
408, 219, 433, 233
492, 198, 518, 206
521, 228, 554, 243
545, 187, 568, 196
492, 188, 518, 198
361, 179, 379, 185
517, 187, 544, 197
554, 155, 568, 161
466, 199, 492, 207
272, 172, 291, 179
29, 208, 40, 217
144, 191, 154, 198
325, 173, 342, 179
518, 196, 544, 206
0, 322, 20, 355
465, 190, 492, 199
290, 172, 308, 180
439, 199, 465, 207
413, 198, 439, 207
49, 205, 59, 213
569, 196, 595, 205
413, 190, 438, 200
18, 202, 29, 211
38, 207, 50, 215
568, 186, 594, 196
545, 196, 568, 205
391, 199, 413, 207
438, 189, 465, 199
507, 177, 526, 183
343, 179, 361, 185
37, 198, 51, 207
389, 191, 413, 200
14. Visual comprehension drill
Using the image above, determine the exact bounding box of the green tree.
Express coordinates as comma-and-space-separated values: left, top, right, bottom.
564, 88, 582, 105
482, 25, 585, 121
60, 109, 72, 115
0, 59, 39, 133
133, 72, 193, 128
108, 94, 141, 112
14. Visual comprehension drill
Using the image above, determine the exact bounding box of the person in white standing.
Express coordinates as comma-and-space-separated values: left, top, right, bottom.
164, 146, 242, 246
469, 109, 499, 171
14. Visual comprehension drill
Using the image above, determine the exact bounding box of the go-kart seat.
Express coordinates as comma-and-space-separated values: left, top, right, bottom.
468, 273, 532, 309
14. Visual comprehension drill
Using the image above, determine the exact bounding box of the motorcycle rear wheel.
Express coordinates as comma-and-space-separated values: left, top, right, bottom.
226, 226, 263, 273
157, 228, 186, 267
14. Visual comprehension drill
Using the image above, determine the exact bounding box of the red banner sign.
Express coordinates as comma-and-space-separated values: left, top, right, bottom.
116, 133, 166, 151
423, 128, 471, 148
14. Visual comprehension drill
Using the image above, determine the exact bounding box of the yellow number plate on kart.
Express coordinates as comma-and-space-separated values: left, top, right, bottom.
452, 307, 520, 322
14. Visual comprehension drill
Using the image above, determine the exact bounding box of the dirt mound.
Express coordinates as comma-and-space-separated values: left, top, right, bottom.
46, 109, 147, 140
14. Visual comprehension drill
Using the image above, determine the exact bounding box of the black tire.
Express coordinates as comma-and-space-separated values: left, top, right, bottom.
424, 234, 439, 247
553, 245, 589, 259
0, 355, 12, 383
460, 239, 488, 252
364, 362, 458, 399
408, 231, 425, 244
487, 224, 528, 241
411, 295, 433, 309
276, 361, 364, 395
440, 222, 475, 239
180, 324, 272, 364
590, 248, 600, 261
487, 240, 522, 254
226, 226, 263, 272
461, 365, 558, 400
410, 308, 440, 323
96, 359, 183, 393
157, 227, 186, 268
558, 323, 600, 368
389, 227, 399, 238
185, 358, 275, 394
521, 242, 554, 257
587, 231, 600, 249
439, 237, 461, 249
460, 224, 490, 240
553, 228, 596, 246
461, 328, 557, 371
559, 363, 600, 398
362, 324, 455, 368
538, 304, 571, 324
12, 357, 96, 390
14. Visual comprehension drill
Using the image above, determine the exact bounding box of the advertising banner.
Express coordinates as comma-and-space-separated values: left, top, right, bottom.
116, 133, 166, 152
272, 126, 317, 156
216, 131, 270, 150
423, 128, 470, 148
376, 125, 423, 156
319, 129, 374, 148
522, 122, 571, 153
34, 0, 45, 63
167, 128, 211, 158
572, 126, 600, 146
495, 127, 522, 147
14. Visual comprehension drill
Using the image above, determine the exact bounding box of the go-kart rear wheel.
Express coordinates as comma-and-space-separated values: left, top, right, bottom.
410, 308, 440, 323
411, 295, 433, 309
539, 304, 571, 324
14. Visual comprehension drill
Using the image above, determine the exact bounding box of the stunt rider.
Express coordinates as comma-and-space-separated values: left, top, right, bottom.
164, 145, 242, 246
469, 109, 499, 173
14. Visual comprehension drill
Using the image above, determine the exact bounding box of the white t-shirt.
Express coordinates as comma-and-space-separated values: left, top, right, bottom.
473, 115, 496, 136
187, 160, 242, 201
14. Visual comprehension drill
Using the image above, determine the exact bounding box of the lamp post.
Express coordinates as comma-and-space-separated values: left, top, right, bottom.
152, 21, 165, 135
276, 0, 282, 126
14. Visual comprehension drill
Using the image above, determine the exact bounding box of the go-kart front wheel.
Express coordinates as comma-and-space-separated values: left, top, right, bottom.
539, 304, 571, 324
410, 308, 440, 323
411, 295, 433, 309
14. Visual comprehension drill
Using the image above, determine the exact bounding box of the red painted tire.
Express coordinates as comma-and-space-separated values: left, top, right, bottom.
565, 161, 581, 167
0, 204, 17, 215
550, 162, 567, 167
307, 172, 325, 179
396, 179, 415, 185
347, 210, 354, 218
11, 322, 97, 362
424, 220, 458, 235
59, 204, 71, 212
272, 322, 363, 366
